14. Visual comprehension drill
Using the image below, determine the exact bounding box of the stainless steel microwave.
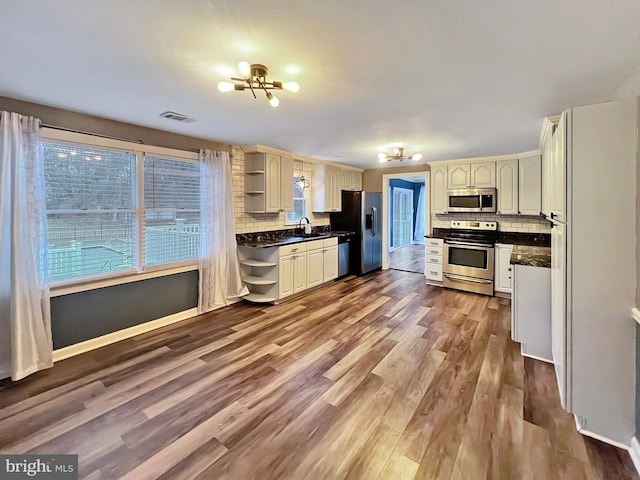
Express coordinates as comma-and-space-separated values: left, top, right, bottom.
446, 188, 497, 213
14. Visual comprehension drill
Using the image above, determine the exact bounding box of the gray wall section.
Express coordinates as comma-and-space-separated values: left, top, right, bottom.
51, 271, 198, 349
637, 323, 640, 437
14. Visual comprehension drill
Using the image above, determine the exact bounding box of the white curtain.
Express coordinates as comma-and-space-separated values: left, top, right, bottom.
0, 112, 52, 381
198, 150, 248, 313
414, 184, 426, 242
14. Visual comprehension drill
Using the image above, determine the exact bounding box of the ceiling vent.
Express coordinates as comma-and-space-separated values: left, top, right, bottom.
159, 111, 196, 123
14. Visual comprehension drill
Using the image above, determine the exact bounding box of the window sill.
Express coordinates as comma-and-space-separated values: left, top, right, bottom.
50, 263, 198, 297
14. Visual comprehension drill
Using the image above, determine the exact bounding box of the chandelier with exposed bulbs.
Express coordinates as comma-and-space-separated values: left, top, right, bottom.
378, 147, 423, 163
217, 62, 300, 107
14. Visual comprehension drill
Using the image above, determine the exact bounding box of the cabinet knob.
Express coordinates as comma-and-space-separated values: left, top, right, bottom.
550, 212, 556, 219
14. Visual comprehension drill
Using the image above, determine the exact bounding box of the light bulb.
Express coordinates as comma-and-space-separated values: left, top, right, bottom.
238, 61, 251, 77
217, 81, 234, 92
378, 152, 387, 160
411, 153, 423, 161
393, 147, 401, 156
269, 94, 280, 107
283, 82, 300, 93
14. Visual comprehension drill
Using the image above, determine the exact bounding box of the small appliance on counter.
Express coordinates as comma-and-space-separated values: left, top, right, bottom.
330, 191, 382, 275
442, 220, 497, 295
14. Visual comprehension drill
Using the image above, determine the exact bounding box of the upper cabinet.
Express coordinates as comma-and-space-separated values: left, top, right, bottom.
447, 161, 496, 189
340, 168, 362, 191
313, 164, 342, 212
550, 112, 567, 222
540, 116, 559, 218
496, 159, 518, 215
244, 152, 294, 213
518, 153, 541, 216
431, 165, 448, 214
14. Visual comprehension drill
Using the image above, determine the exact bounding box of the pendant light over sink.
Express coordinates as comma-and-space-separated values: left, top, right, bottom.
217, 62, 300, 107
378, 147, 423, 162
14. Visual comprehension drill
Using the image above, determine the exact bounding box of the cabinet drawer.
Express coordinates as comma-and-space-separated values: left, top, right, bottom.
305, 239, 324, 251
426, 238, 443, 247
323, 237, 338, 247
425, 254, 442, 265
425, 264, 443, 280
279, 243, 307, 257
425, 246, 443, 256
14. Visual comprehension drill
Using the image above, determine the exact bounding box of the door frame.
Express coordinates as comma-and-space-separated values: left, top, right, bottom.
382, 171, 430, 271
389, 186, 414, 251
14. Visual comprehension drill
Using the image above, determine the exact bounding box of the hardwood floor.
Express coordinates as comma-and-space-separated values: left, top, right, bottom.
389, 243, 425, 273
0, 269, 636, 479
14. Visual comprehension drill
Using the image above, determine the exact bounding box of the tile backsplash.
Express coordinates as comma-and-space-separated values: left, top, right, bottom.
232, 147, 331, 234
431, 213, 551, 234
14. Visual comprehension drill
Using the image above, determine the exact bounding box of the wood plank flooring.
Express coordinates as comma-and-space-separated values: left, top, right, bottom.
389, 243, 425, 273
0, 269, 637, 479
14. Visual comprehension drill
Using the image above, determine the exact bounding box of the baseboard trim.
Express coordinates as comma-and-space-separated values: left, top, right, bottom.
574, 415, 630, 451
52, 307, 200, 362
631, 307, 640, 325
629, 437, 640, 476
520, 351, 553, 364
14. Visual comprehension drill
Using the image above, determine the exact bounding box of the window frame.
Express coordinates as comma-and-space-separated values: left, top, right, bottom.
285, 175, 308, 226
42, 128, 200, 296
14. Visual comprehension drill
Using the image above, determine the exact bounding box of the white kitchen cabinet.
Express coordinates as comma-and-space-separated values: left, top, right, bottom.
306, 246, 324, 288
341, 169, 362, 191
447, 161, 495, 189
323, 245, 338, 281
540, 116, 558, 218
238, 246, 279, 303
306, 238, 338, 287
518, 153, 541, 216
511, 263, 552, 362
550, 112, 567, 222
494, 244, 514, 294
424, 238, 443, 283
430, 165, 448, 214
496, 159, 518, 215
313, 164, 342, 212
279, 251, 307, 298
244, 152, 294, 213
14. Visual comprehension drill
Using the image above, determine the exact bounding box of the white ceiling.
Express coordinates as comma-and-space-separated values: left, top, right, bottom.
1, 1, 639, 169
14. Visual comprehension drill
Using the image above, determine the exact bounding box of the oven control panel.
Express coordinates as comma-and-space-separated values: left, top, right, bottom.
450, 220, 497, 231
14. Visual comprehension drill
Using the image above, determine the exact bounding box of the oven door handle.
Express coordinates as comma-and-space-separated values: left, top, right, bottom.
444, 240, 494, 249
443, 273, 493, 284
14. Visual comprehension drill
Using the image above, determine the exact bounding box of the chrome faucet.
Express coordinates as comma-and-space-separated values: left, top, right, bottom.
298, 217, 310, 228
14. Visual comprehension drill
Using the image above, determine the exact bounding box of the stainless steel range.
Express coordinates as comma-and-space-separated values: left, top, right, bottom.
443, 220, 497, 296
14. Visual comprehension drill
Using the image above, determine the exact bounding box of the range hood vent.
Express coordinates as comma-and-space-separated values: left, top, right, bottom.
159, 111, 196, 123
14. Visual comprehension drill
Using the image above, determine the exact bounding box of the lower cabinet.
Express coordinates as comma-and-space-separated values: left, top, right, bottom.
425, 238, 443, 283
279, 252, 307, 298
494, 244, 514, 294
307, 238, 338, 288
511, 264, 552, 362
239, 237, 339, 302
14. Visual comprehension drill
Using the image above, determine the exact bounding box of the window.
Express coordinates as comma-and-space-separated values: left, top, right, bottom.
44, 143, 136, 281
43, 134, 200, 284
286, 176, 307, 224
144, 156, 200, 266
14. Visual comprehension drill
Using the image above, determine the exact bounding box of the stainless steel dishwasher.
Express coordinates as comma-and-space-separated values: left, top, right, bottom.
337, 234, 352, 277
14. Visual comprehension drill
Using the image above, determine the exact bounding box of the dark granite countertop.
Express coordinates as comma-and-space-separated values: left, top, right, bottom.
236, 227, 354, 248
428, 228, 550, 247
510, 245, 551, 268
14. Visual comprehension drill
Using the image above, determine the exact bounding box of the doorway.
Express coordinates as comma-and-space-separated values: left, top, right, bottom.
382, 172, 430, 274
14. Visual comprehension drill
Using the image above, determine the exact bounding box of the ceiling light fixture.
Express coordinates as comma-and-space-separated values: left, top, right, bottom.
217, 62, 299, 107
378, 147, 423, 163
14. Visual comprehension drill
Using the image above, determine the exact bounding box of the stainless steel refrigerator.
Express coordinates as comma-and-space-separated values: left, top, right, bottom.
330, 191, 382, 275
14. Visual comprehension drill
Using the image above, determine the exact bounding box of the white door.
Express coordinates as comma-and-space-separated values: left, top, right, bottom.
293, 254, 307, 293
323, 246, 338, 281
392, 187, 413, 249
306, 248, 324, 288
431, 166, 447, 214
279, 255, 294, 298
